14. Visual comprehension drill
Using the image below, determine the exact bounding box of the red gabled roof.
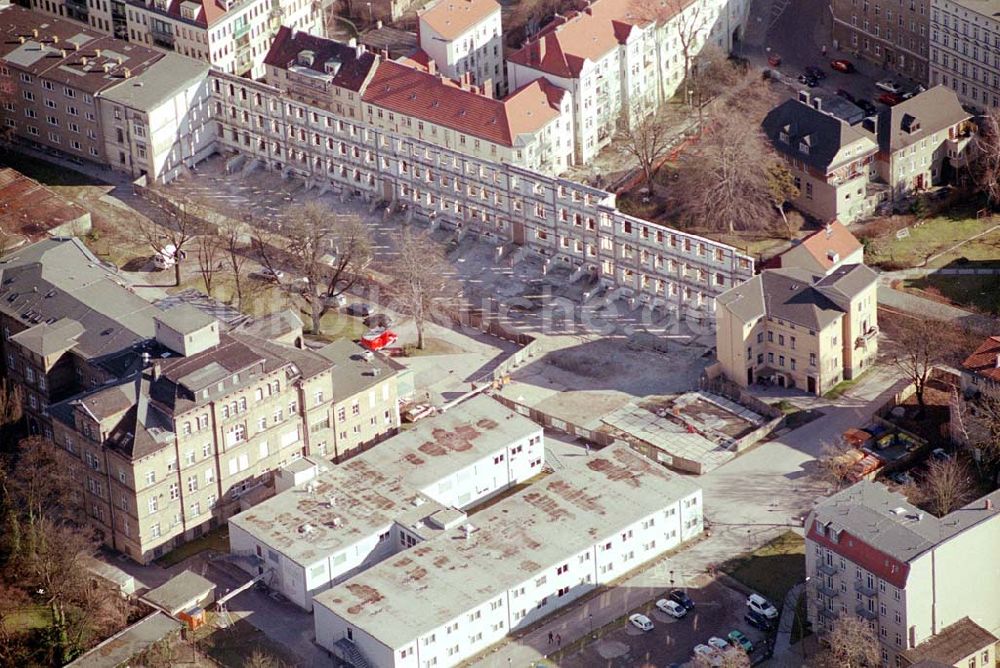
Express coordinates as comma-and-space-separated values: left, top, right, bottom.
807, 519, 910, 589
962, 336, 1000, 382
418, 0, 500, 41
794, 221, 862, 270
361, 60, 564, 147
264, 27, 378, 93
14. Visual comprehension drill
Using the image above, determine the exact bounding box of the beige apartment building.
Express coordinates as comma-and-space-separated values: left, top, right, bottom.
830, 0, 929, 83
806, 481, 1000, 667
417, 0, 504, 97
714, 264, 878, 394
929, 0, 1000, 111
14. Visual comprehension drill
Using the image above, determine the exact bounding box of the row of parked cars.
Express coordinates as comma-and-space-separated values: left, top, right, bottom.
627, 590, 780, 665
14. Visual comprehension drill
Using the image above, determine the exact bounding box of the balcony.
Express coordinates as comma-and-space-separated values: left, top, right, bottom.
235, 51, 254, 75
150, 25, 175, 49
855, 325, 878, 348
854, 580, 877, 597
817, 584, 839, 598
818, 607, 840, 621
233, 21, 251, 40
816, 562, 839, 576
855, 604, 878, 621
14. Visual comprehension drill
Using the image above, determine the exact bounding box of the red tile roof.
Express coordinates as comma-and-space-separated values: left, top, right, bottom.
507, 0, 687, 77
962, 336, 1000, 382
418, 0, 500, 41
264, 27, 378, 93
807, 519, 910, 589
131, 0, 230, 28
794, 221, 862, 270
361, 60, 565, 147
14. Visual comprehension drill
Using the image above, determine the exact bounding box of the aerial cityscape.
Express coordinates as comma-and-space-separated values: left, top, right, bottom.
0, 0, 999, 664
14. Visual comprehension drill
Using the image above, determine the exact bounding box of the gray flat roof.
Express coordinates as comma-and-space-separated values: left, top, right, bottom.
154, 302, 216, 335
313, 442, 701, 649
142, 570, 215, 614
99, 52, 209, 111
67, 612, 182, 667
230, 396, 536, 565
317, 338, 401, 402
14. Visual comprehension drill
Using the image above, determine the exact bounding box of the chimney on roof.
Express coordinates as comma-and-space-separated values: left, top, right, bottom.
152, 362, 162, 381
95, 48, 102, 58
481, 77, 493, 98
376, 19, 383, 29
798, 90, 811, 106
124, 68, 132, 78
537, 36, 546, 64
825, 223, 833, 238
427, 58, 436, 75
80, 56, 88, 66
862, 115, 877, 135
18, 36, 25, 44
52, 35, 59, 44
60, 49, 67, 58
994, 355, 1000, 369
32, 29, 39, 38
987, 498, 994, 510
812, 97, 823, 112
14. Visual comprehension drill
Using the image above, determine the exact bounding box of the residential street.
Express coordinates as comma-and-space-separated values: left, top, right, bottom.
466, 364, 907, 668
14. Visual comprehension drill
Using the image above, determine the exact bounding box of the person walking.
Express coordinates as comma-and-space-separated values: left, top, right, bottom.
821, 44, 827, 56
548, 631, 554, 645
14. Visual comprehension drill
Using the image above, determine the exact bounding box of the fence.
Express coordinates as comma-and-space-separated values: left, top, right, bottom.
491, 394, 618, 447
699, 376, 784, 421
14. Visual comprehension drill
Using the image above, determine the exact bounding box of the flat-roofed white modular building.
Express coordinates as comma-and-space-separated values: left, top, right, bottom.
227, 395, 544, 610
313, 443, 704, 668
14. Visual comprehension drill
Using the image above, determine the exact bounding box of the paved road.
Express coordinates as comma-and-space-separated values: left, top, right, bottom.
877, 273, 997, 330
467, 365, 906, 668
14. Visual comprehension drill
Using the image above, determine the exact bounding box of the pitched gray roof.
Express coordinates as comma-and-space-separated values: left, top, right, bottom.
762, 98, 878, 172
717, 267, 850, 330
142, 570, 215, 614
98, 53, 209, 112
155, 303, 216, 335
814, 263, 877, 309
876, 85, 970, 154
67, 612, 182, 667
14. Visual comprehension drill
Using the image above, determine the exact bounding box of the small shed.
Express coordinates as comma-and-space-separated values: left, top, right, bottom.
84, 556, 136, 597
842, 428, 873, 450
142, 570, 216, 617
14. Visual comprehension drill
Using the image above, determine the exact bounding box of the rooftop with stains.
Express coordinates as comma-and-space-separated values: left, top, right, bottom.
313, 442, 701, 649
228, 395, 540, 565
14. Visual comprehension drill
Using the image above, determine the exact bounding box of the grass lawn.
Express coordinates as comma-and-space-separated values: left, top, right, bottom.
3, 605, 51, 632
865, 207, 997, 268
196, 618, 299, 668
901, 274, 1000, 314
721, 531, 805, 606
0, 152, 105, 187
824, 377, 860, 399
311, 310, 369, 340
155, 526, 230, 568
403, 336, 464, 356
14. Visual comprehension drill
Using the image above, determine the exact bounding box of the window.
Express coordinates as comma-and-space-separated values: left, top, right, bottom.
187, 475, 198, 492
169, 483, 180, 500
145, 470, 156, 484
148, 496, 158, 513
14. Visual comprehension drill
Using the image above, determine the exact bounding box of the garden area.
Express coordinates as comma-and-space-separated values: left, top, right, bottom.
721, 531, 805, 607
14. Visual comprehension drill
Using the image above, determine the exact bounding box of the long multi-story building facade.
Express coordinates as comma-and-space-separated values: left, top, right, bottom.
929, 0, 1000, 111
211, 70, 754, 323
831, 0, 930, 84
806, 481, 1000, 667
18, 0, 324, 79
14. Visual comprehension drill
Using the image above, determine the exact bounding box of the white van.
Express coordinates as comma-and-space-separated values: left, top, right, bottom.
153, 244, 177, 270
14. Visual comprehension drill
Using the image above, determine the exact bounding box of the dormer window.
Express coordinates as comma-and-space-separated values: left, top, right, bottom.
779, 131, 789, 144
799, 141, 810, 155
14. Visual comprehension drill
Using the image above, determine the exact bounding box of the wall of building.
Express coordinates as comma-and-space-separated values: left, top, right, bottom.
929, 0, 998, 110
830, 0, 929, 84
419, 8, 504, 96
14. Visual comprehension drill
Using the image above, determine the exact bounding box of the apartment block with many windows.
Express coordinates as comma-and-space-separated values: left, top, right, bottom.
831, 0, 929, 84
806, 481, 1000, 667
714, 263, 878, 394
417, 0, 505, 97
929, 0, 1000, 111
211, 71, 755, 325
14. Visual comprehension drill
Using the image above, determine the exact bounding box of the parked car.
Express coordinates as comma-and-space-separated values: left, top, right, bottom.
931, 448, 953, 462
629, 613, 654, 632
729, 630, 754, 652
804, 65, 827, 79
153, 244, 181, 270
708, 637, 730, 652
888, 470, 914, 485
325, 293, 348, 308
767, 53, 782, 66
876, 79, 903, 93
670, 589, 695, 610
836, 88, 856, 103
655, 598, 687, 618
346, 303, 373, 317
798, 73, 820, 88
856, 99, 878, 115
830, 58, 855, 73
877, 92, 903, 106
693, 644, 719, 660
257, 267, 284, 281
747, 593, 779, 619
745, 609, 775, 631
364, 313, 393, 329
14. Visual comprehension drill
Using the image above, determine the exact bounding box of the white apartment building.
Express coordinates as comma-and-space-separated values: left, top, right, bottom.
227, 395, 545, 610
98, 52, 216, 182
805, 481, 1000, 667
313, 442, 704, 668
417, 0, 504, 96
929, 0, 1000, 111
210, 71, 754, 325
25, 0, 323, 78
506, 0, 748, 164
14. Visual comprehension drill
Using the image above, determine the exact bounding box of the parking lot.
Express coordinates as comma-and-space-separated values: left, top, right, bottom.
563, 579, 771, 667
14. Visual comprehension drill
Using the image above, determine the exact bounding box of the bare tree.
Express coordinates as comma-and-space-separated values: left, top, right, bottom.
254, 202, 372, 334
136, 200, 200, 287
244, 647, 281, 668
671, 109, 783, 233
0, 378, 22, 443
617, 105, 686, 189
954, 386, 1000, 478
690, 44, 744, 116
922, 457, 974, 516
195, 235, 222, 297
386, 229, 460, 350
817, 440, 861, 489
968, 109, 1000, 207
218, 216, 253, 312
884, 313, 946, 415
766, 161, 800, 230
693, 647, 751, 668
815, 614, 881, 668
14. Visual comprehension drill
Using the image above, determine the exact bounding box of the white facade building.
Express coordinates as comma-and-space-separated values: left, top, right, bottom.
929, 0, 1000, 111
418, 0, 505, 96
227, 396, 544, 610
313, 443, 704, 668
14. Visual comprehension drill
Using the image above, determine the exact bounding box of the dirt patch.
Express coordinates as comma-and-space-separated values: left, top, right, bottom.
545, 348, 618, 379
585, 458, 642, 487
344, 583, 384, 615
417, 425, 480, 455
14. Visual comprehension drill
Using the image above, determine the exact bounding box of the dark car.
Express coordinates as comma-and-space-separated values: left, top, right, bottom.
877, 91, 903, 106
363, 313, 393, 329
745, 609, 774, 632
856, 99, 878, 116
804, 65, 827, 79
669, 589, 695, 610
836, 88, 856, 103
830, 58, 855, 73
345, 303, 372, 317
767, 53, 782, 67
798, 73, 820, 88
